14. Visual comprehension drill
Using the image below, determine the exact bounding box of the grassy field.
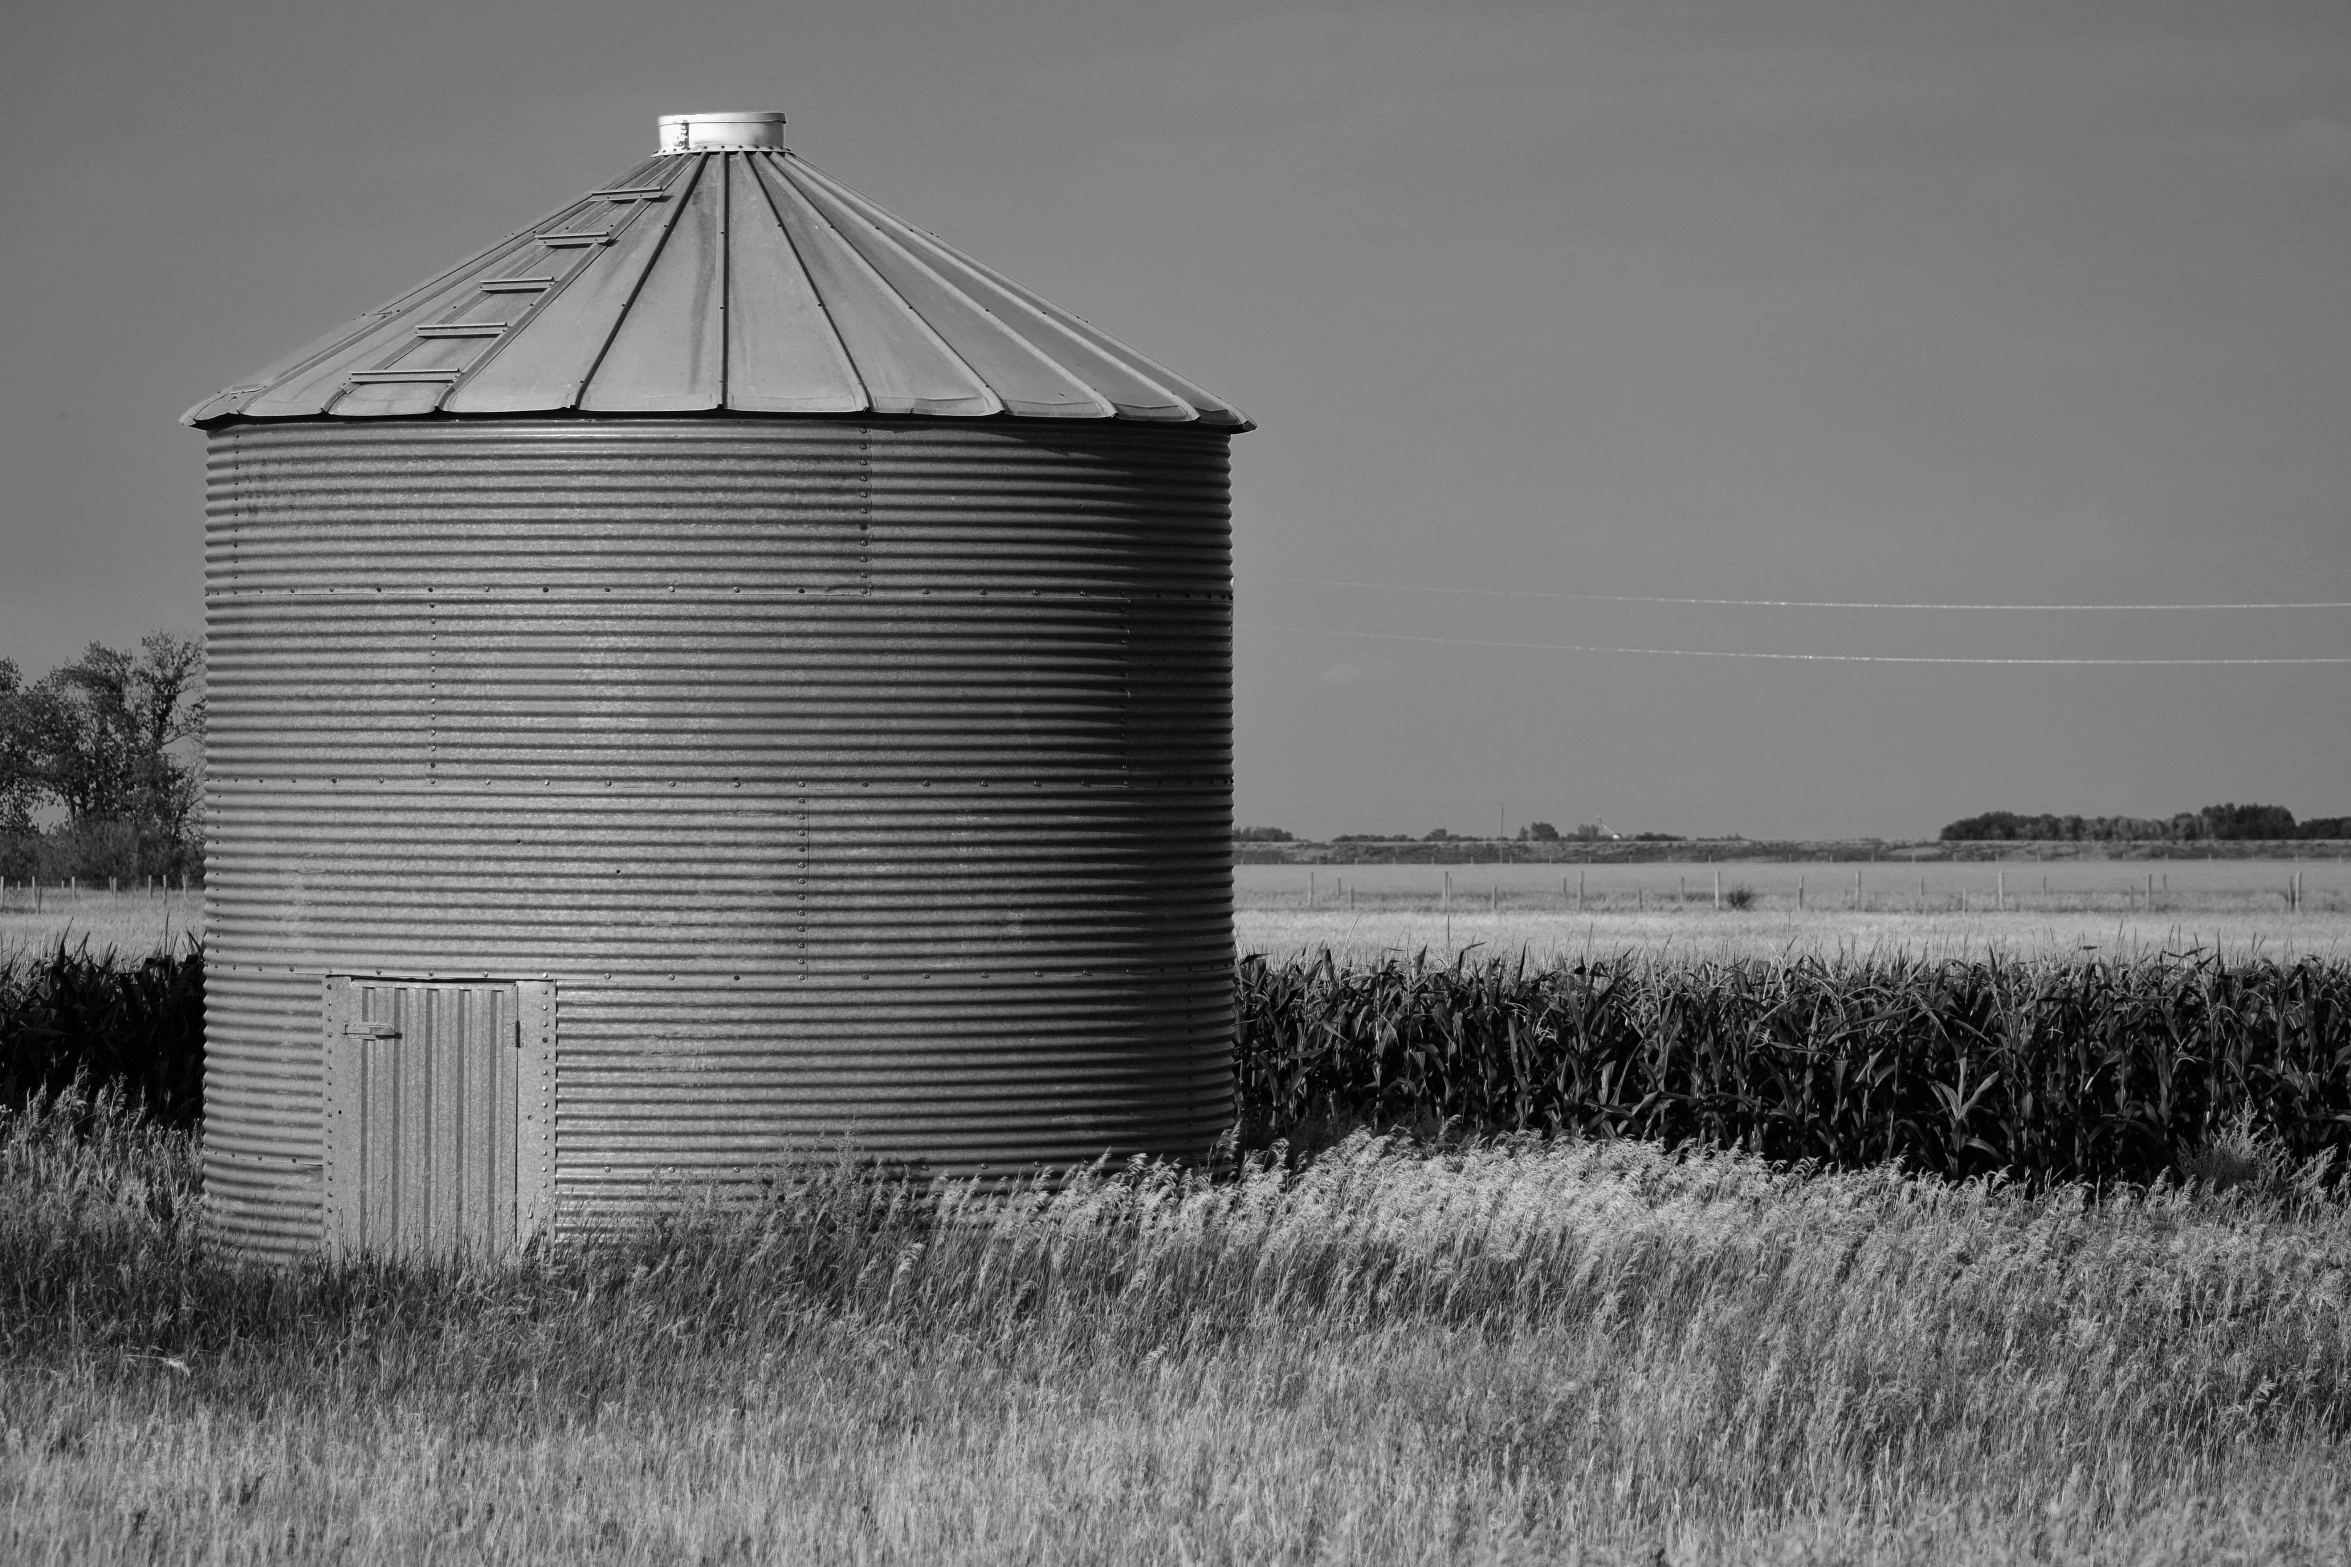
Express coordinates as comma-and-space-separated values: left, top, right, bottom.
6, 1084, 2351, 1565
8, 896, 2351, 1561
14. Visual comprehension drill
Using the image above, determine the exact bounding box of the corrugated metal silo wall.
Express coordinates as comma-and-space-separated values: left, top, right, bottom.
203, 417, 1234, 1260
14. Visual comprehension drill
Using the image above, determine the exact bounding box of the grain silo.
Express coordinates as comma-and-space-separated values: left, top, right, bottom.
185, 110, 1249, 1263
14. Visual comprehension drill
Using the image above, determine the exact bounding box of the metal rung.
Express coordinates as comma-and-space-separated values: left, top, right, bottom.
540, 231, 612, 248
342, 1022, 402, 1039
590, 187, 670, 201
415, 323, 507, 338
346, 369, 462, 384
480, 277, 554, 293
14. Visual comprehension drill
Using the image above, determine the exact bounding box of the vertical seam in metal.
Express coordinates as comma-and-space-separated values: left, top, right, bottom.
232, 179, 625, 422
797, 159, 1200, 417
749, 152, 869, 408
715, 152, 732, 405
430, 157, 688, 404
764, 156, 1000, 412
568, 153, 710, 409
784, 158, 1117, 417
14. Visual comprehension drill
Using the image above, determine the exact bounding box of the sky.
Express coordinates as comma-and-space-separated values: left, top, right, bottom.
4, 0, 2348, 840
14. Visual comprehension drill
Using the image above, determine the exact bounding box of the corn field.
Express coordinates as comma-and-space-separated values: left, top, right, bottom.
10, 941, 2351, 1189
0, 938, 204, 1128
1237, 950, 2351, 1185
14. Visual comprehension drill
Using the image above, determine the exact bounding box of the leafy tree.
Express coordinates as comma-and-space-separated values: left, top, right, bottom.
2198, 802, 2297, 841
0, 659, 42, 835
0, 633, 203, 873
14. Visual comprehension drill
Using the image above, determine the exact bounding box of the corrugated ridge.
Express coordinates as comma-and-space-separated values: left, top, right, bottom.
203, 417, 1234, 1260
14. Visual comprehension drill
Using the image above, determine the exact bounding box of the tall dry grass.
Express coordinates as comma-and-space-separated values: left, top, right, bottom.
5, 1083, 2349, 1564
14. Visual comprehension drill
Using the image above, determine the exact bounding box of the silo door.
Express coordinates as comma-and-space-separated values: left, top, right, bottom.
321, 978, 555, 1261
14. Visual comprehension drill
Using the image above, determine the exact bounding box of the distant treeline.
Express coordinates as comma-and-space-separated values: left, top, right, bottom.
1942, 804, 2351, 843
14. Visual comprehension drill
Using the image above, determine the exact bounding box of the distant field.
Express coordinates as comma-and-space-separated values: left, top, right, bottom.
0, 892, 199, 963
1238, 858, 2351, 963
1239, 856, 2343, 911
1238, 909, 2351, 965
12, 875, 2351, 967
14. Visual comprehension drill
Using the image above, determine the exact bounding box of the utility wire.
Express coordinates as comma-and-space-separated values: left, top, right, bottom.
1240, 621, 2351, 666
1247, 574, 2351, 612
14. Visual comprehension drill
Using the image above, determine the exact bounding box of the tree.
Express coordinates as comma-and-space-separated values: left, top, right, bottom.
0, 632, 204, 871
2199, 803, 2296, 841
0, 658, 43, 835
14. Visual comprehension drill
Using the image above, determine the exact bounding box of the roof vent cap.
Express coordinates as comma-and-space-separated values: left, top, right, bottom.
657, 111, 787, 153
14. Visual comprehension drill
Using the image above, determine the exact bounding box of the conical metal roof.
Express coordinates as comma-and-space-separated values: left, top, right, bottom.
184, 113, 1249, 429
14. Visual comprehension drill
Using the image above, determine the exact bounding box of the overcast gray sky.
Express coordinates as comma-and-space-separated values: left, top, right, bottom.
6, 1, 2347, 839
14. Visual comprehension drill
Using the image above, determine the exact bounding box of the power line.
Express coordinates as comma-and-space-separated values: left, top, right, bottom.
1247, 574, 2351, 612
1239, 621, 2351, 666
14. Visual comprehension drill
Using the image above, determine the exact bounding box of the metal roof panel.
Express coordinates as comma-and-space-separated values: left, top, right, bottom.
772, 162, 1112, 420
745, 157, 1002, 418
580, 157, 726, 411
721, 155, 868, 413
186, 127, 1249, 430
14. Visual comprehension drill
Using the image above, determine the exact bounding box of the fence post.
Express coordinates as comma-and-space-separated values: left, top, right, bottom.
1713, 870, 1721, 909
1798, 876, 1805, 910
1307, 871, 1315, 911
1997, 870, 2004, 912
1578, 871, 1586, 912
